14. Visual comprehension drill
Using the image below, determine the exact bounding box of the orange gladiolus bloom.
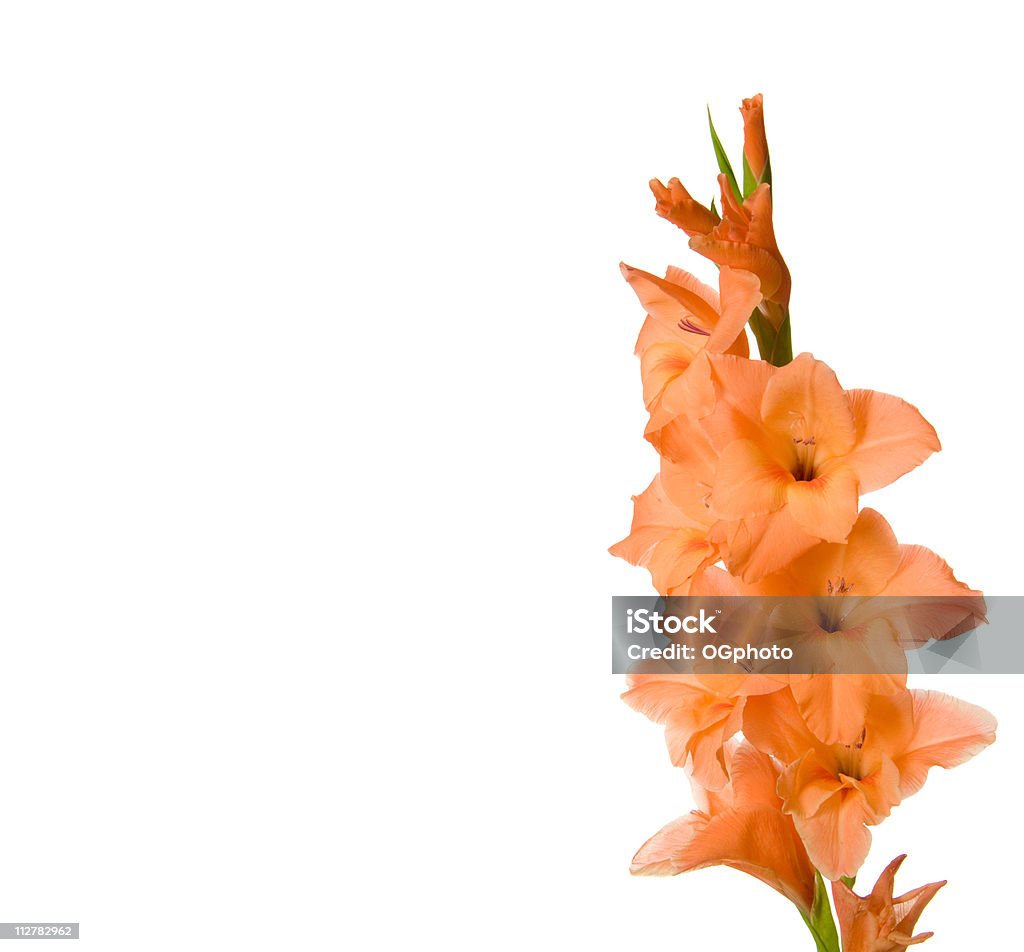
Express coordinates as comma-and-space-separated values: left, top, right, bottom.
699, 352, 941, 581
743, 688, 996, 881
832, 855, 945, 951
622, 672, 783, 790
631, 740, 816, 916
620, 263, 760, 454
747, 509, 981, 602
609, 474, 717, 596
622, 263, 760, 359
742, 508, 985, 744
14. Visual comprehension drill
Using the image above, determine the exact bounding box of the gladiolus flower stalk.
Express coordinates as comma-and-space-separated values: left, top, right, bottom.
613, 93, 996, 951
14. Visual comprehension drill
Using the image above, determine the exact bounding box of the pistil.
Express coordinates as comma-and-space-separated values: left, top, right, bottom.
792, 435, 817, 481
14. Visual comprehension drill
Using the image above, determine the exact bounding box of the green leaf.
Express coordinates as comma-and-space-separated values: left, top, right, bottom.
707, 107, 742, 205
710, 197, 718, 219
840, 875, 856, 890
799, 872, 841, 952
742, 152, 773, 198
742, 154, 756, 199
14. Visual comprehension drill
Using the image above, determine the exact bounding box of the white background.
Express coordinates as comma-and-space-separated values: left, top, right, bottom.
0, 3, 1020, 950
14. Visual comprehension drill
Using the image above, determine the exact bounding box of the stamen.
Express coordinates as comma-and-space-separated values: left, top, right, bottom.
791, 435, 818, 481
677, 318, 711, 336
826, 577, 854, 596
822, 578, 856, 631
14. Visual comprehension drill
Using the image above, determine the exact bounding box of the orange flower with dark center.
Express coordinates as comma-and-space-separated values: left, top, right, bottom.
742, 508, 985, 744
743, 688, 996, 880
698, 352, 941, 581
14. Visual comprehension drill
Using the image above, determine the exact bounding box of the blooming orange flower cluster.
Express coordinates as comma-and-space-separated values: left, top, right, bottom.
612, 95, 996, 950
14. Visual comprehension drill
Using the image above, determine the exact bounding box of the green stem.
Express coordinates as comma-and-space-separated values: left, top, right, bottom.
749, 304, 793, 367
800, 872, 841, 952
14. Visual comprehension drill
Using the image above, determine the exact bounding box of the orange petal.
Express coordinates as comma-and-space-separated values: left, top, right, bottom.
653, 351, 718, 429
882, 544, 980, 598
712, 439, 793, 518
647, 407, 717, 468
787, 781, 874, 882
711, 508, 820, 583
648, 531, 718, 596
639, 341, 700, 409
678, 806, 815, 912
740, 93, 769, 183
632, 742, 816, 912
609, 476, 695, 567
706, 267, 761, 354
664, 265, 721, 312
831, 508, 902, 591
702, 354, 778, 449
785, 464, 859, 542
689, 235, 783, 301
845, 389, 941, 493
734, 185, 789, 305
659, 454, 716, 527
876, 543, 985, 643
621, 263, 720, 337
688, 565, 743, 596
622, 674, 742, 789
761, 353, 857, 460
894, 691, 997, 797
634, 314, 668, 355
889, 880, 947, 941
759, 508, 901, 596
790, 670, 905, 747
782, 751, 844, 819
630, 812, 707, 875
621, 673, 707, 723
845, 758, 903, 825
729, 741, 788, 808
610, 476, 717, 595
742, 689, 819, 764
650, 177, 719, 237
670, 699, 744, 789
833, 854, 946, 951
